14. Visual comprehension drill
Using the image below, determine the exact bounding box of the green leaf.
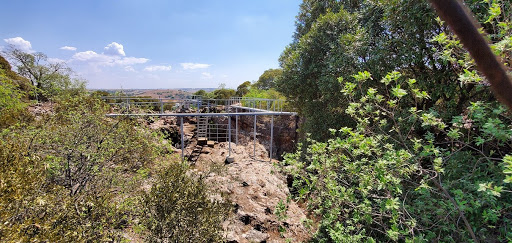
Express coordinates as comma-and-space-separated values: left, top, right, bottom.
352, 71, 372, 82
391, 85, 407, 98
447, 128, 461, 140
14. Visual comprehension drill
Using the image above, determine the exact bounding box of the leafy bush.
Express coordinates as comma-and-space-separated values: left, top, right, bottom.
0, 69, 32, 128
0, 94, 158, 241
282, 70, 512, 242
142, 161, 230, 242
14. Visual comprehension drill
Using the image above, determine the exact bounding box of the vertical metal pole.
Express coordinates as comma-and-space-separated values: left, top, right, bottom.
228, 115, 232, 157
180, 117, 184, 161
253, 115, 257, 157
160, 98, 163, 114
235, 108, 239, 144
270, 115, 274, 162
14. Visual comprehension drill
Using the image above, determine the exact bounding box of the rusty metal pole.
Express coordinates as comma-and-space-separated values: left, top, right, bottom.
429, 0, 512, 112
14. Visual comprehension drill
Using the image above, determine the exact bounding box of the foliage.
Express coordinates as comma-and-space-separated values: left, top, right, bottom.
212, 87, 236, 100
3, 47, 85, 101
244, 87, 285, 100
242, 87, 290, 111
0, 69, 31, 128
0, 94, 159, 241
283, 69, 512, 241
254, 68, 283, 90
142, 161, 230, 242
236, 80, 252, 97
278, 0, 460, 140
193, 89, 208, 97
279, 1, 512, 241
0, 50, 230, 241
193, 86, 236, 100
0, 54, 33, 93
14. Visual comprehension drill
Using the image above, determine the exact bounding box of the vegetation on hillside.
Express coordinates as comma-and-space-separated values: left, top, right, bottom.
279, 0, 512, 241
193, 83, 236, 100
0, 51, 228, 242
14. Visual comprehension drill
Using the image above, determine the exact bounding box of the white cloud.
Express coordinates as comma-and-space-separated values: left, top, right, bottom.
4, 37, 32, 52
144, 65, 172, 72
71, 50, 148, 66
104, 42, 125, 56
60, 46, 77, 51
125, 66, 136, 72
115, 57, 149, 66
201, 72, 213, 79
48, 58, 66, 63
72, 51, 109, 62
181, 62, 211, 70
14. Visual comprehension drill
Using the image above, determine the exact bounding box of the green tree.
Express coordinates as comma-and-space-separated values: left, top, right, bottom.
254, 68, 282, 90
278, 8, 361, 139
193, 89, 208, 97
236, 81, 251, 97
212, 84, 236, 100
4, 47, 85, 100
277, 0, 466, 140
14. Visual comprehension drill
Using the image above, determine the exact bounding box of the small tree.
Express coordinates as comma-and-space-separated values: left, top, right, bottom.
236, 81, 251, 97
254, 68, 282, 90
142, 161, 229, 242
193, 89, 208, 97
4, 46, 84, 100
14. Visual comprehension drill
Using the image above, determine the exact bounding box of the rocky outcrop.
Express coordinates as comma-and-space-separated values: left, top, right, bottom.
235, 115, 298, 160
196, 143, 311, 243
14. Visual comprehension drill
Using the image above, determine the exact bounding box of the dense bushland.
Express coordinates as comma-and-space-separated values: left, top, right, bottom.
279, 0, 512, 242
0, 52, 228, 241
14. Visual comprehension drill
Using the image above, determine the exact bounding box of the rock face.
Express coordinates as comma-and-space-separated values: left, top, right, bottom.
235, 115, 298, 160
197, 142, 311, 243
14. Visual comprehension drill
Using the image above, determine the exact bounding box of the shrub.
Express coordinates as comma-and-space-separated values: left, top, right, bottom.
0, 69, 32, 128
282, 70, 512, 242
142, 161, 230, 242
0, 94, 158, 241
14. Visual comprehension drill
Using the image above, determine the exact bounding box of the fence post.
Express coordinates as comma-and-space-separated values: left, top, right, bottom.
160, 98, 163, 114
270, 115, 274, 162
235, 108, 239, 144
228, 115, 232, 157
180, 117, 184, 161
253, 115, 257, 158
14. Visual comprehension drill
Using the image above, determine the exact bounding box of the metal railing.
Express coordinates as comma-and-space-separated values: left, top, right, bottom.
102, 96, 295, 162
101, 96, 288, 114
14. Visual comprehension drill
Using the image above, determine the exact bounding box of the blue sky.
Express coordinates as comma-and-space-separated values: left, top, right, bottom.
0, 0, 300, 89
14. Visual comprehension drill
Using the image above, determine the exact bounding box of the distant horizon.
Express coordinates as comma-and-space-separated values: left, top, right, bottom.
88, 87, 217, 91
